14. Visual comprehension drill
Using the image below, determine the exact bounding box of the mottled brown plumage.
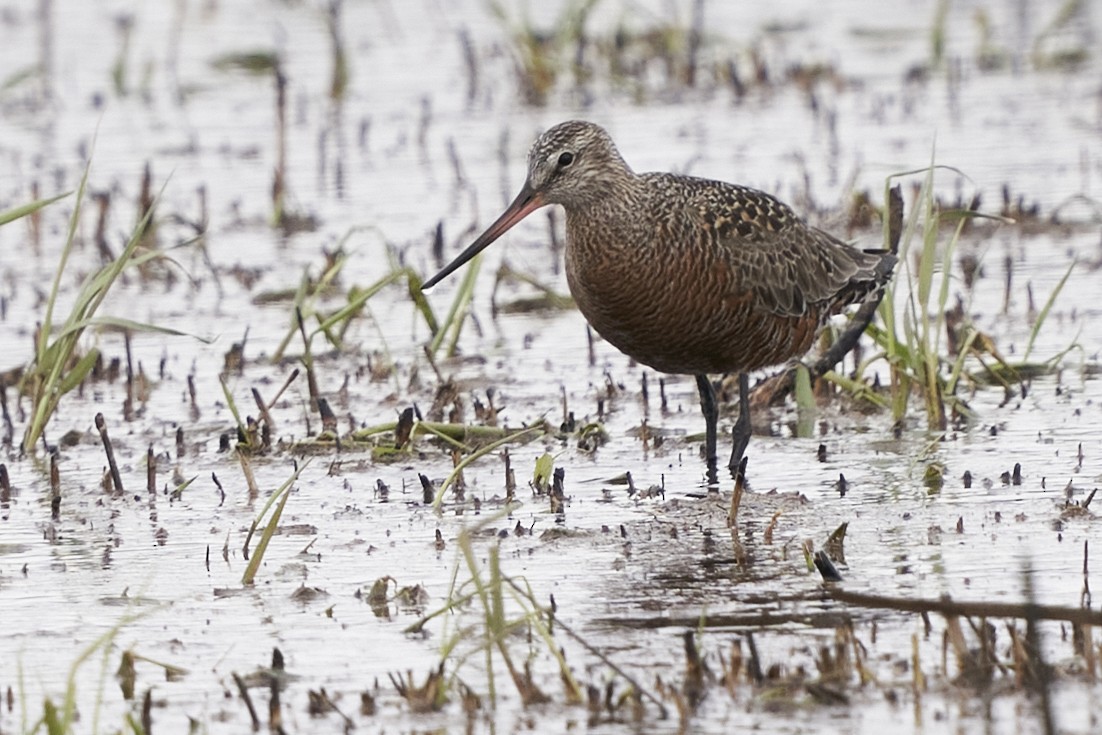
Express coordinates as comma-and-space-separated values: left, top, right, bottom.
423, 120, 896, 482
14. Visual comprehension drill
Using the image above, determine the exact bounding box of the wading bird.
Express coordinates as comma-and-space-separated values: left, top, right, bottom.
422, 121, 896, 483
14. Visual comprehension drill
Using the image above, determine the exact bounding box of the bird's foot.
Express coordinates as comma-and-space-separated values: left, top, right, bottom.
730, 454, 749, 484
728, 373, 751, 480
705, 464, 720, 488
727, 419, 750, 479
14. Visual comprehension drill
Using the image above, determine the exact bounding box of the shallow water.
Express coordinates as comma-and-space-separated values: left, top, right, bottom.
1, 1, 1101, 733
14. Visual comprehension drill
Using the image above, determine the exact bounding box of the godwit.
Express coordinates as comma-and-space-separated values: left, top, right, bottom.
423, 121, 896, 482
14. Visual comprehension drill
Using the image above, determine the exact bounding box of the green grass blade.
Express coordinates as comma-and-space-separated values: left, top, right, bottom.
0, 191, 70, 226
241, 487, 291, 586
432, 427, 542, 509
211, 51, 281, 75
219, 376, 247, 437
241, 461, 307, 585
313, 269, 405, 336
407, 269, 439, 335
81, 186, 162, 319
1023, 258, 1075, 361
55, 347, 101, 397
40, 161, 92, 366
429, 253, 481, 357
21, 167, 180, 452
47, 316, 208, 343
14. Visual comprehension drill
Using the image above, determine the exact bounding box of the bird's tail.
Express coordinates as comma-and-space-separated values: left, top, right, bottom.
831, 249, 897, 312
865, 248, 898, 284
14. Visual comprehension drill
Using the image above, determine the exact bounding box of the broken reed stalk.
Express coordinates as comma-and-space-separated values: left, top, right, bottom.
295, 306, 322, 414
251, 387, 276, 431
504, 448, 516, 502
117, 651, 136, 700
259, 368, 299, 423
269, 648, 285, 731
138, 161, 156, 240
1, 382, 13, 443
911, 633, 926, 695
389, 664, 447, 714
680, 631, 706, 709
326, 0, 348, 100
273, 63, 287, 227
0, 463, 11, 504
50, 451, 61, 520
146, 444, 155, 493
93, 191, 113, 261
237, 449, 259, 499
317, 397, 338, 435
96, 412, 124, 493
139, 688, 152, 732
232, 672, 260, 729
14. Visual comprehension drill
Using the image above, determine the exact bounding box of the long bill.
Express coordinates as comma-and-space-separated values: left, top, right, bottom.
421, 183, 544, 289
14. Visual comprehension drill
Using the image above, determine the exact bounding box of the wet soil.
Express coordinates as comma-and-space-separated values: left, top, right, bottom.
1, 1, 1101, 733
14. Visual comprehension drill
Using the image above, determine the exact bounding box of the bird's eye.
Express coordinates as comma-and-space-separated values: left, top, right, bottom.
557, 151, 574, 167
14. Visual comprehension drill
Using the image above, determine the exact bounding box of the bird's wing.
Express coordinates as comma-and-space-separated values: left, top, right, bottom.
686, 180, 888, 318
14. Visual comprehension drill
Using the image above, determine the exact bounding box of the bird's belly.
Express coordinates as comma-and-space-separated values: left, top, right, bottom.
566, 248, 818, 376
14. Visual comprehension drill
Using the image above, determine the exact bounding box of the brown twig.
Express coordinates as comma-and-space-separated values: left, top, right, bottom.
828, 587, 1102, 626
251, 388, 275, 432
232, 672, 260, 730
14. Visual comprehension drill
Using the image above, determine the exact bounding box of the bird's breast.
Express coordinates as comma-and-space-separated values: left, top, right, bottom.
563, 212, 818, 376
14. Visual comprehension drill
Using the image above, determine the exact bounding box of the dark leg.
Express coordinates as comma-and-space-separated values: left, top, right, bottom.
695, 374, 718, 485
728, 373, 751, 478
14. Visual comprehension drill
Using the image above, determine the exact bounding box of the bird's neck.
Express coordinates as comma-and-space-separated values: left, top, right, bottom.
563, 177, 650, 266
